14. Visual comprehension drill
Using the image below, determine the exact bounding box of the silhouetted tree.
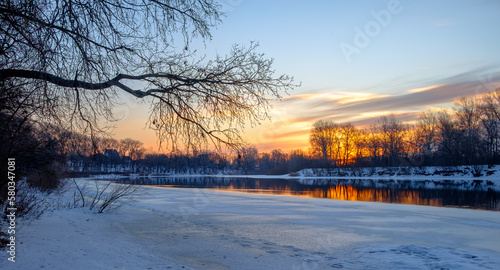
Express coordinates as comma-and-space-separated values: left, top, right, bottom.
340, 123, 356, 166
237, 146, 259, 174
309, 120, 338, 164
271, 149, 288, 171
454, 97, 482, 165
435, 111, 462, 165
375, 115, 407, 166
479, 90, 500, 164
414, 112, 439, 165
0, 0, 296, 151
119, 138, 145, 160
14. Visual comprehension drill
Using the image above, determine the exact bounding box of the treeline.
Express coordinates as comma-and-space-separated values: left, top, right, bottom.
5, 88, 500, 190
43, 88, 500, 176
62, 134, 315, 175
309, 89, 500, 168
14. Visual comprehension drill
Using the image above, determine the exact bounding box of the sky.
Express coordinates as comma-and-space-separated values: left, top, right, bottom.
112, 0, 500, 153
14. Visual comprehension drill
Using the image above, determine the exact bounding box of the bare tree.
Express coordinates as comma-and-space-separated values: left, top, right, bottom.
119, 138, 144, 160
480, 88, 500, 121
0, 0, 296, 151
237, 145, 259, 173
340, 122, 356, 166
309, 120, 337, 163
454, 97, 482, 164
309, 120, 359, 167
479, 89, 500, 164
435, 110, 462, 165
365, 127, 383, 165
353, 128, 369, 164
270, 149, 287, 170
414, 112, 438, 161
96, 137, 121, 155
375, 115, 407, 167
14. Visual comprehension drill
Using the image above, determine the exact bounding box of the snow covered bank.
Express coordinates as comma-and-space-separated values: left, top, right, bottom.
293, 165, 500, 181
2, 179, 500, 269
87, 164, 500, 183
71, 164, 500, 182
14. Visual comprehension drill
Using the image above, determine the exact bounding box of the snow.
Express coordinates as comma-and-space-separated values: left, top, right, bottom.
76, 165, 500, 180
2, 178, 500, 269
88, 165, 500, 189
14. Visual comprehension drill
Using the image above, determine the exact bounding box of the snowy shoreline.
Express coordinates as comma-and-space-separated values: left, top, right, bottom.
2, 179, 500, 269
85, 165, 500, 180
84, 165, 500, 195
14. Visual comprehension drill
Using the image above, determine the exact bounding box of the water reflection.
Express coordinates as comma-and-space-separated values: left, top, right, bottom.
114, 177, 499, 211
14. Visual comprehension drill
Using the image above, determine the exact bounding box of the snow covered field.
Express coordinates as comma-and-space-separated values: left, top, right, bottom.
2, 179, 500, 269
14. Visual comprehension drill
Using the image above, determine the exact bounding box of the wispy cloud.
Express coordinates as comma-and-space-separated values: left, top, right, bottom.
254, 67, 500, 151
433, 18, 459, 27
263, 129, 310, 141
286, 69, 500, 123
408, 84, 446, 93
284, 91, 390, 105
349, 112, 421, 127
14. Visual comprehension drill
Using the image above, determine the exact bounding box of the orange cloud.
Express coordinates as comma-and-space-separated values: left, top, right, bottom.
284, 91, 390, 105
111, 67, 500, 153
408, 84, 446, 93
263, 129, 310, 141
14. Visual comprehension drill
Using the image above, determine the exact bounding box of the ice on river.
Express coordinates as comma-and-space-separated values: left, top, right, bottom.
2, 180, 500, 269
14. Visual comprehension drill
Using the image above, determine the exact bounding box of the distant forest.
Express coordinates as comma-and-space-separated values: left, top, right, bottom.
308, 89, 500, 169
6, 89, 500, 179
78, 89, 500, 174
3, 89, 500, 190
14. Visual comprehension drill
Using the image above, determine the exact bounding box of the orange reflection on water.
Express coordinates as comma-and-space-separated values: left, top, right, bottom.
224, 182, 302, 197
220, 183, 443, 207
322, 186, 442, 207
146, 177, 498, 210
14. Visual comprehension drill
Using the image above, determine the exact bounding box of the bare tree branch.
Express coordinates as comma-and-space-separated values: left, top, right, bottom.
0, 0, 297, 151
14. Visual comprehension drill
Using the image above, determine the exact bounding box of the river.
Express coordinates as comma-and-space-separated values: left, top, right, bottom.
110, 176, 499, 211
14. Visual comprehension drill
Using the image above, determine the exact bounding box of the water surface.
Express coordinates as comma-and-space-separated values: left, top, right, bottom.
113, 176, 499, 211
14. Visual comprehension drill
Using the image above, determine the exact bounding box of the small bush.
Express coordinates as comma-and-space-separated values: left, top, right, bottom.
73, 179, 141, 213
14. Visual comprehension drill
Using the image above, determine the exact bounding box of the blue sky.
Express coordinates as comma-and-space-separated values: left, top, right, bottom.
114, 0, 500, 152
210, 0, 500, 91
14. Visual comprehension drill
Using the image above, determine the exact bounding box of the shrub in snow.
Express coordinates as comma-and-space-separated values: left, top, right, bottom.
2, 179, 52, 220
72, 179, 141, 213
1, 179, 61, 247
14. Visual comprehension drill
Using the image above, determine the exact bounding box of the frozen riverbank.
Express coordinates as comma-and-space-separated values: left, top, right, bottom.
2, 179, 500, 269
88, 164, 500, 184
